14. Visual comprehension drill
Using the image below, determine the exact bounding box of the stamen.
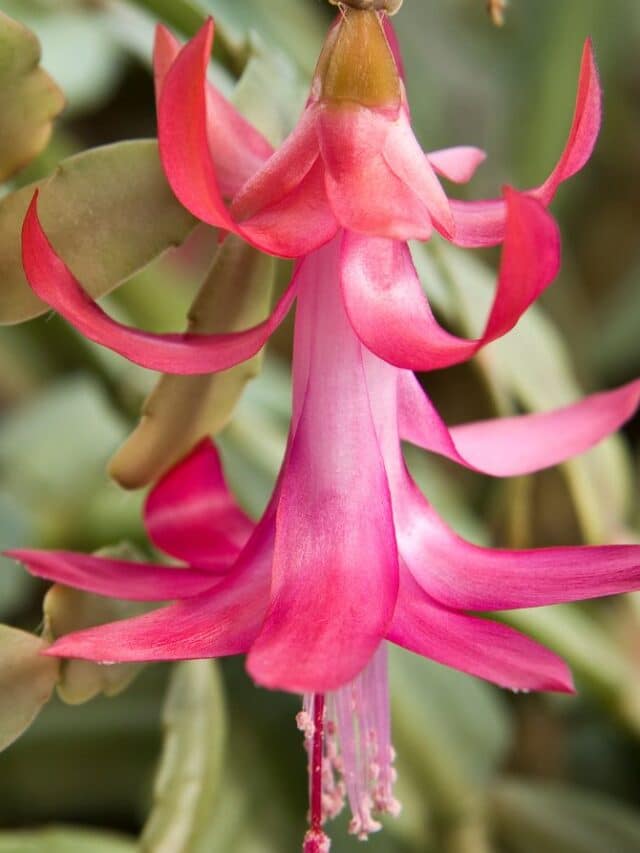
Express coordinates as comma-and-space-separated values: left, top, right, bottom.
297, 645, 400, 849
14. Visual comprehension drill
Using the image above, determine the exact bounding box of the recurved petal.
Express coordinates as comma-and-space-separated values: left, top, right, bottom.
398, 371, 640, 476
341, 189, 559, 372
43, 513, 275, 662
383, 114, 455, 237
450, 39, 601, 248
153, 25, 273, 198
247, 238, 398, 693
158, 20, 334, 257
387, 569, 574, 693
21, 192, 299, 374
427, 146, 487, 184
6, 550, 216, 600
394, 481, 640, 612
144, 439, 254, 571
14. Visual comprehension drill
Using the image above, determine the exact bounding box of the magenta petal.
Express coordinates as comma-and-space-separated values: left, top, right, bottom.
153, 25, 273, 198
21, 192, 298, 374
341, 189, 559, 372
6, 550, 216, 600
394, 482, 640, 611
450, 40, 601, 248
318, 106, 433, 241
382, 115, 454, 237
427, 146, 487, 184
158, 21, 333, 257
399, 372, 640, 476
388, 569, 574, 693
247, 238, 399, 694
145, 439, 254, 571
44, 513, 275, 662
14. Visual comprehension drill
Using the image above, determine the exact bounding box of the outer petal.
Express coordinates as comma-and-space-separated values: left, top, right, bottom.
6, 550, 216, 600
393, 477, 640, 612
382, 113, 455, 237
44, 510, 275, 662
158, 20, 337, 257
427, 146, 487, 184
398, 371, 640, 476
363, 352, 640, 616
317, 105, 433, 241
247, 237, 399, 693
153, 25, 273, 198
341, 189, 559, 371
387, 568, 574, 693
144, 439, 254, 571
450, 40, 601, 247
21, 192, 299, 374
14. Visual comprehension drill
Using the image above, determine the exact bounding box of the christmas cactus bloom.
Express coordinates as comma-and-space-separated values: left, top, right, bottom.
21, 8, 600, 376
10, 236, 640, 847
12, 6, 640, 851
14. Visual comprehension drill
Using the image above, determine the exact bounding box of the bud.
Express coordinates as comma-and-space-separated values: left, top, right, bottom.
317, 9, 401, 109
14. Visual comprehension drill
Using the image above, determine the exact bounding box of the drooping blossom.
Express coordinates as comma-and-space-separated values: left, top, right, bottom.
12, 228, 640, 843
20, 10, 600, 377
14, 7, 640, 851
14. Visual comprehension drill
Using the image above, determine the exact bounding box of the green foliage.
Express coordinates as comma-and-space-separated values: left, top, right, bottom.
0, 626, 58, 752
0, 827, 135, 852
0, 11, 64, 181
0, 141, 196, 324
491, 779, 640, 853
139, 660, 227, 853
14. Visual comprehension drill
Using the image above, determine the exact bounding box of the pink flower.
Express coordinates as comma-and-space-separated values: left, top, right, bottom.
13, 8, 640, 849
21, 10, 599, 376
11, 230, 640, 842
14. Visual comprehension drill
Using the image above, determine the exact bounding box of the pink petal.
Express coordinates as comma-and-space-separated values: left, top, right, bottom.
393, 478, 640, 613
398, 372, 640, 476
317, 106, 433, 241
427, 146, 487, 184
21, 192, 299, 374
450, 40, 601, 248
6, 549, 216, 600
231, 157, 339, 258
153, 25, 273, 198
362, 352, 640, 615
382, 114, 455, 237
247, 237, 399, 693
387, 568, 574, 693
44, 511, 275, 662
341, 189, 559, 371
158, 21, 336, 257
145, 439, 254, 571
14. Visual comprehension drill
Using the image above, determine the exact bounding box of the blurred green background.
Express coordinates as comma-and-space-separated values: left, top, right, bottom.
1, 1, 640, 851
